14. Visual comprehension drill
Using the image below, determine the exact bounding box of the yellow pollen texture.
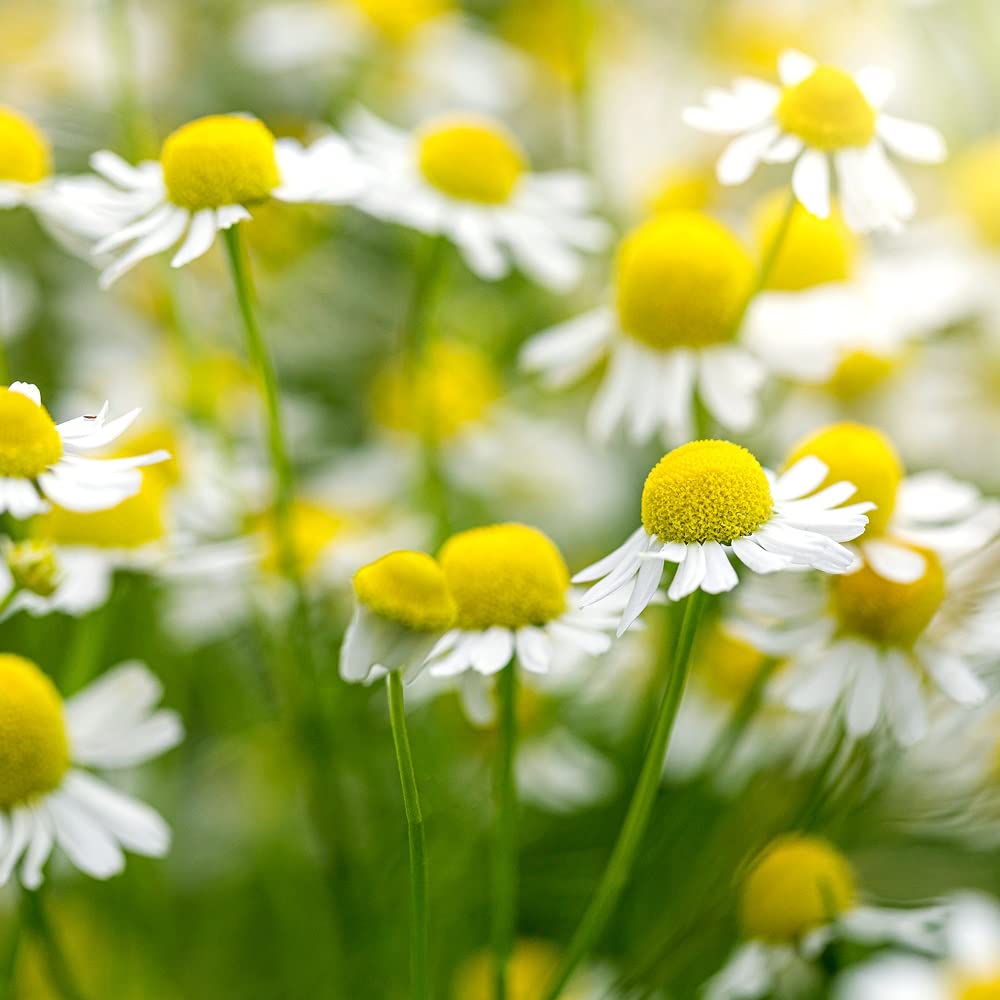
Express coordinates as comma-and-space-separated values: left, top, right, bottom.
353, 550, 457, 632
614, 213, 754, 351
694, 626, 769, 703
954, 138, 1000, 247
0, 106, 52, 184
784, 422, 902, 535
439, 524, 569, 631
740, 835, 857, 942
352, 0, 451, 42
753, 192, 857, 290
417, 116, 527, 204
775, 65, 877, 151
641, 440, 774, 545
0, 654, 70, 809
832, 543, 945, 647
0, 387, 63, 479
161, 115, 280, 211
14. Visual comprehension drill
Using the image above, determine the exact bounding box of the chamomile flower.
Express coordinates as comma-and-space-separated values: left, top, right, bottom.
0, 381, 168, 518
423, 523, 618, 678
0, 655, 183, 888
684, 50, 947, 232
59, 113, 365, 288
574, 440, 871, 635
785, 422, 1000, 583
706, 835, 947, 1000
340, 550, 457, 685
347, 109, 610, 290
0, 105, 53, 212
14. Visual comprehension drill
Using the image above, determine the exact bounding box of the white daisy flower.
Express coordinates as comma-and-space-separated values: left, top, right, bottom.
575, 440, 871, 636
683, 50, 947, 232
347, 108, 610, 290
423, 523, 619, 678
707, 835, 948, 1000
0, 655, 183, 888
520, 212, 769, 444
340, 549, 457, 686
54, 113, 365, 288
835, 894, 1000, 1000
0, 381, 169, 519
0, 105, 54, 213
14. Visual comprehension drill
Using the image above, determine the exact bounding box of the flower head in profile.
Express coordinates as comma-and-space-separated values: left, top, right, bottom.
57, 113, 365, 287
521, 212, 775, 444
340, 550, 457, 685
0, 381, 169, 518
0, 655, 183, 888
684, 50, 946, 231
0, 105, 53, 212
575, 440, 871, 634
348, 109, 610, 290
423, 523, 619, 678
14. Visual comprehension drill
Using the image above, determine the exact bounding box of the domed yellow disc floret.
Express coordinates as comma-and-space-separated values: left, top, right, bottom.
417, 116, 527, 204
353, 550, 457, 632
371, 341, 501, 441
752, 191, 857, 291
740, 835, 857, 942
0, 387, 63, 479
826, 350, 898, 400
641, 441, 774, 545
775, 65, 877, 151
784, 422, 902, 535
0, 654, 70, 809
832, 543, 945, 647
954, 138, 1000, 247
694, 625, 769, 703
452, 939, 583, 1000
957, 974, 1000, 1000
614, 213, 754, 351
161, 115, 280, 212
0, 106, 52, 184
255, 500, 345, 575
439, 524, 569, 631
351, 0, 451, 42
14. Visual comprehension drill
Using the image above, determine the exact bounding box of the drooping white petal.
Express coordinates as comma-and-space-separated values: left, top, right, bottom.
877, 115, 946, 164
862, 539, 927, 584
792, 149, 831, 219
170, 208, 219, 268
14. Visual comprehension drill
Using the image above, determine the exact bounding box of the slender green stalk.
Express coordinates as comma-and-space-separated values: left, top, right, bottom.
387, 671, 429, 1000
106, 0, 143, 161
749, 187, 798, 300
0, 340, 8, 387
1, 907, 22, 997
493, 659, 519, 1000
22, 891, 85, 1000
542, 591, 706, 1000
0, 587, 17, 619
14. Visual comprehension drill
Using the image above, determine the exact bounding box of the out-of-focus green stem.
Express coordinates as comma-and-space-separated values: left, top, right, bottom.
493, 659, 519, 1000
387, 671, 429, 1000
23, 891, 85, 1000
107, 0, 143, 161
542, 591, 706, 1000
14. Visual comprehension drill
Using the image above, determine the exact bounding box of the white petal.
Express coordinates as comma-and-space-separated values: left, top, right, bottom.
716, 126, 779, 186
783, 645, 850, 711
882, 649, 927, 746
779, 50, 818, 86
877, 115, 946, 164
617, 554, 665, 636
667, 544, 707, 601
701, 541, 739, 594
470, 627, 515, 675
845, 645, 884, 737
46, 789, 125, 879
862, 539, 927, 584
732, 535, 791, 574
855, 67, 896, 109
98, 207, 190, 289
923, 649, 988, 706
572, 526, 648, 583
515, 627, 552, 674
8, 381, 41, 404
170, 209, 219, 267
771, 456, 830, 500
792, 149, 831, 218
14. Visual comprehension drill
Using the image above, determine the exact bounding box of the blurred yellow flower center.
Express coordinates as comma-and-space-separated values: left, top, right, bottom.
371, 341, 501, 441
452, 939, 583, 1000
417, 117, 526, 204
162, 115, 280, 211
753, 192, 857, 290
0, 654, 70, 809
784, 422, 902, 535
353, 551, 457, 632
776, 65, 877, 151
117, 425, 181, 487
642, 441, 774, 545
832, 544, 945, 647
740, 835, 857, 942
351, 0, 450, 42
257, 501, 345, 575
0, 106, 51, 184
615, 213, 754, 351
646, 166, 716, 216
695, 626, 769, 703
827, 350, 898, 400
957, 974, 1000, 1000
0, 387, 63, 478
439, 524, 569, 631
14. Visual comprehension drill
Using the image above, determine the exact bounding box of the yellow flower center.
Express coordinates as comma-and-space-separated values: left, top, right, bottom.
452, 939, 584, 1000
0, 106, 52, 184
641, 440, 774, 545
439, 524, 569, 631
740, 835, 857, 942
954, 138, 1000, 247
775, 65, 877, 151
614, 213, 754, 351
353, 551, 457, 632
371, 341, 501, 441
0, 387, 63, 479
116, 424, 181, 487
256, 501, 346, 575
5, 539, 60, 597
957, 974, 1000, 1000
0, 654, 70, 809
826, 350, 898, 400
784, 422, 903, 536
694, 626, 770, 703
417, 116, 527, 204
350, 0, 451, 42
161, 115, 280, 211
752, 191, 857, 290
831, 543, 946, 647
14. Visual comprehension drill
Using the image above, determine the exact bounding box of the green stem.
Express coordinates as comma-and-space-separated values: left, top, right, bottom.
1, 908, 22, 997
0, 587, 18, 619
23, 891, 85, 1000
750, 187, 798, 300
794, 715, 848, 830
0, 338, 8, 386
493, 659, 519, 1000
542, 592, 706, 1000
387, 671, 429, 1000
106, 0, 143, 161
